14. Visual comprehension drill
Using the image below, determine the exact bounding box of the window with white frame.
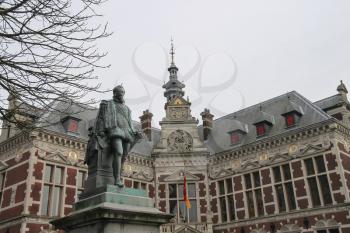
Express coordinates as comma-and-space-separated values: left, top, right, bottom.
272, 163, 297, 212
244, 171, 264, 218
76, 170, 86, 201
132, 180, 148, 190
168, 183, 197, 223
316, 228, 340, 233
304, 155, 332, 207
41, 164, 64, 217
0, 172, 5, 206
217, 178, 236, 223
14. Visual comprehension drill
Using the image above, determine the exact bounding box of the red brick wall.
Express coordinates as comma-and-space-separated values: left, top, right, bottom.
32, 162, 44, 180
66, 168, 77, 186
5, 163, 29, 187
26, 223, 49, 233
14, 183, 26, 203
291, 161, 303, 178
148, 183, 155, 198
261, 168, 271, 185
65, 187, 76, 206
233, 176, 242, 191
0, 224, 21, 233
198, 182, 206, 197
158, 184, 166, 198
0, 205, 24, 221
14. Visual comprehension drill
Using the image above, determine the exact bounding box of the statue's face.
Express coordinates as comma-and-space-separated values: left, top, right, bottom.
113, 87, 125, 102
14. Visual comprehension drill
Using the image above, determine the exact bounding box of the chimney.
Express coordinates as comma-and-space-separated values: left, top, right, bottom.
200, 108, 214, 141
139, 110, 153, 141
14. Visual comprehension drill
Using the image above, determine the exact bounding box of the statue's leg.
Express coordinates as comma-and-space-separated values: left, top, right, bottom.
111, 138, 123, 187
121, 142, 131, 169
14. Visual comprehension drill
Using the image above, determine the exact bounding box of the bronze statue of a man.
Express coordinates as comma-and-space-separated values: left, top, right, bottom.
85, 85, 142, 188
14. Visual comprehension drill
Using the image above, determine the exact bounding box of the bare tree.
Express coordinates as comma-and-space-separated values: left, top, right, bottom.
0, 0, 110, 129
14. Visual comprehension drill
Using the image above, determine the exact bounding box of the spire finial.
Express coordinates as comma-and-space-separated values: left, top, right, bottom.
170, 37, 175, 65
337, 80, 348, 94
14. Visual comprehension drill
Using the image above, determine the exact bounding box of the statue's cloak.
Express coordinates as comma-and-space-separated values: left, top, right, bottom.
84, 99, 137, 164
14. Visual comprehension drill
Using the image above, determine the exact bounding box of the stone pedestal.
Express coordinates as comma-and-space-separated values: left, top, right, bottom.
51, 185, 173, 233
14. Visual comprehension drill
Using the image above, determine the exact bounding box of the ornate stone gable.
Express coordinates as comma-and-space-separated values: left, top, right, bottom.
164, 170, 200, 182
165, 96, 193, 121
174, 225, 203, 233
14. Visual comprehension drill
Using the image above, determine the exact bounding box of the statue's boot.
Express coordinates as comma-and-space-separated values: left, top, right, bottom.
115, 177, 124, 188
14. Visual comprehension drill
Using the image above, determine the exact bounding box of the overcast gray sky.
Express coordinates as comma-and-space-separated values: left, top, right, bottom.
94, 0, 350, 125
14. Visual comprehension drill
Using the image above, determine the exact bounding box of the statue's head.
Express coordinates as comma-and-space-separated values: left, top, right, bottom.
113, 85, 125, 103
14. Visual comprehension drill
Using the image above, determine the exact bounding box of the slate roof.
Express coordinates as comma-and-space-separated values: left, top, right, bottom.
198, 91, 331, 155
38, 91, 333, 157
38, 101, 160, 157
314, 94, 345, 111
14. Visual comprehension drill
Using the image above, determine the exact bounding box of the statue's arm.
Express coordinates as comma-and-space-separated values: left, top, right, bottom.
95, 100, 108, 136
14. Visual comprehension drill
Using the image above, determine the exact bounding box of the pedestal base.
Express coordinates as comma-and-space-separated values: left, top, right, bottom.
51, 185, 173, 233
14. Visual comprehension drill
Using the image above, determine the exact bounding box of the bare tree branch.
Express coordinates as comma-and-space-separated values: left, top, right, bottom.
0, 0, 111, 130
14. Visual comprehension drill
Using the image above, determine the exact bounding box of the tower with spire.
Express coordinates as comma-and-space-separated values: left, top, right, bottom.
162, 39, 185, 102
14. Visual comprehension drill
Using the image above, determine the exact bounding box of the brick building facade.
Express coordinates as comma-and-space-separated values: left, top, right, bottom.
0, 56, 350, 233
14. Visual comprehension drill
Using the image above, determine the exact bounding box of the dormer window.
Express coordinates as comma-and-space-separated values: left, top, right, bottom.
226, 119, 248, 145
253, 110, 274, 138
61, 116, 81, 134
230, 131, 241, 145
282, 99, 303, 128
285, 113, 295, 128
255, 123, 266, 137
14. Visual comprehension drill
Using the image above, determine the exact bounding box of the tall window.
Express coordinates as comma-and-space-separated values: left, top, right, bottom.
76, 170, 86, 201
168, 183, 197, 223
304, 156, 332, 207
217, 178, 236, 223
317, 228, 340, 233
133, 180, 148, 190
244, 172, 264, 218
272, 164, 296, 213
0, 173, 5, 205
41, 164, 64, 217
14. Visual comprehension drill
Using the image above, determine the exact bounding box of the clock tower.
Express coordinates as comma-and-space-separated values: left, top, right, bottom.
152, 41, 212, 230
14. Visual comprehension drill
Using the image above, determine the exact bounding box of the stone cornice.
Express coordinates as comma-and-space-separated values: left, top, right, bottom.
33, 129, 87, 151
0, 131, 31, 155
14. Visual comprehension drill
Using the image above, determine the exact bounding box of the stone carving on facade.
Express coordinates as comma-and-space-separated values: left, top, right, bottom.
288, 144, 299, 155
315, 219, 339, 229
168, 107, 189, 120
280, 224, 301, 233
268, 153, 291, 163
241, 160, 261, 170
167, 130, 193, 152
67, 151, 79, 164
122, 164, 153, 181
209, 168, 235, 179
251, 228, 267, 233
300, 144, 326, 156
164, 170, 200, 182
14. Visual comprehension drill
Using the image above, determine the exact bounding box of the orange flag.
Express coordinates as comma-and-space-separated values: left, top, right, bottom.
183, 175, 191, 209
